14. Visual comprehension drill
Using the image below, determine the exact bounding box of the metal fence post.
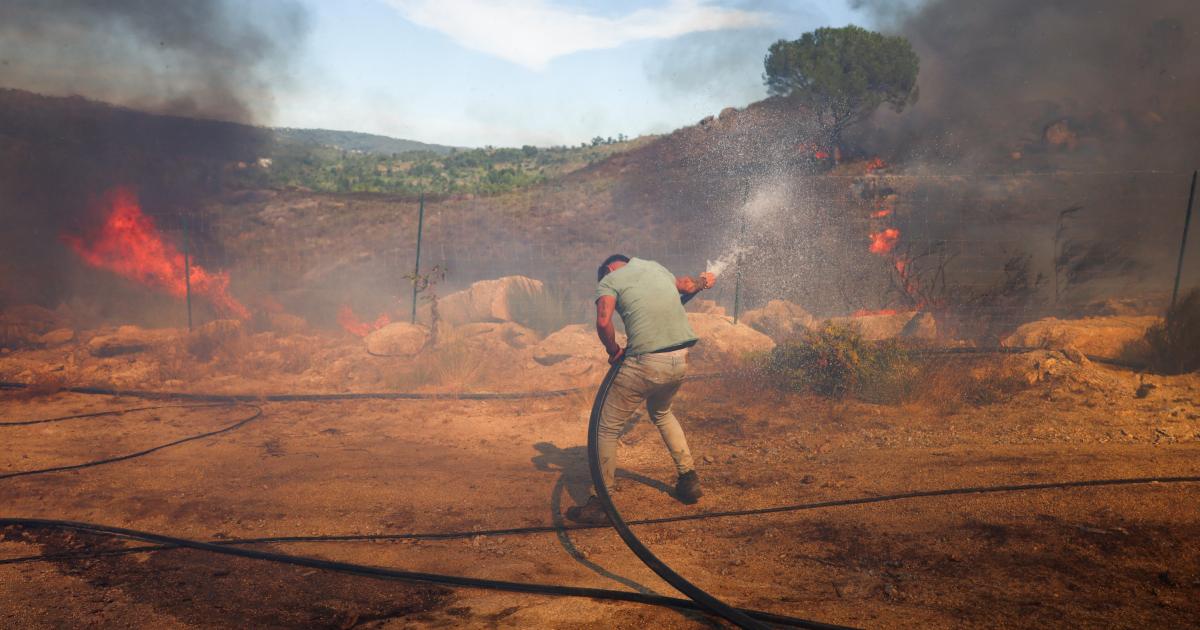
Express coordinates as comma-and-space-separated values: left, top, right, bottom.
733, 215, 746, 324
411, 193, 425, 324
1171, 170, 1197, 308
182, 217, 193, 331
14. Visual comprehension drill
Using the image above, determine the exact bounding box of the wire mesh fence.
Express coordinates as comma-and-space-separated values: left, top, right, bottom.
65, 169, 1199, 343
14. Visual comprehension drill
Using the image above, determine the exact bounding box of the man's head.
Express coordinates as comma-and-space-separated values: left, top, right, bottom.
597, 254, 630, 282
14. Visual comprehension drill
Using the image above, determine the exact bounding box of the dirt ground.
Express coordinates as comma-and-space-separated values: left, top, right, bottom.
2, 356, 1199, 629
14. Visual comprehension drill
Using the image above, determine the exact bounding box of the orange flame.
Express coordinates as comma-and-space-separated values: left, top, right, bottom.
865, 157, 887, 173
337, 305, 390, 337
868, 228, 900, 254
61, 187, 249, 319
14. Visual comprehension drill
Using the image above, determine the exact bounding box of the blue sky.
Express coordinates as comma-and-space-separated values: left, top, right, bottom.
275, 0, 871, 147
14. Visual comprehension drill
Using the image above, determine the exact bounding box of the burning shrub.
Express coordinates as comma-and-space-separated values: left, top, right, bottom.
1140, 289, 1200, 374
762, 322, 916, 403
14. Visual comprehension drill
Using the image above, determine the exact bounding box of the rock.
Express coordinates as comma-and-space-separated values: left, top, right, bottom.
686, 298, 727, 317
826, 311, 918, 341
87, 325, 165, 357
268, 313, 308, 334
364, 322, 429, 357
531, 324, 617, 366
38, 328, 75, 347
1043, 119, 1078, 150
740, 300, 815, 342
431, 276, 545, 326
686, 313, 775, 365
0, 304, 65, 334
1002, 315, 1160, 359
456, 322, 540, 350
1060, 345, 1090, 365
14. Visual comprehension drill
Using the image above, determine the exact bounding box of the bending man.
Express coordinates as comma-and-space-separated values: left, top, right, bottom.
566, 254, 715, 524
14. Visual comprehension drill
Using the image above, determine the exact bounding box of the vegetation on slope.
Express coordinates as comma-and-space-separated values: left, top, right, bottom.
228, 134, 649, 197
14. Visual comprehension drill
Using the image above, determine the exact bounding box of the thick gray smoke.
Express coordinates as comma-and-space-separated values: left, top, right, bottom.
0, 0, 309, 314
0, 0, 309, 122
853, 0, 1200, 171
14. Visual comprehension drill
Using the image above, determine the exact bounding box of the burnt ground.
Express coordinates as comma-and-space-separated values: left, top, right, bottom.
1, 360, 1199, 629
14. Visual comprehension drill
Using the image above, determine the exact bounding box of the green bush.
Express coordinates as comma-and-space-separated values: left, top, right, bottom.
1143, 289, 1200, 374
762, 322, 917, 403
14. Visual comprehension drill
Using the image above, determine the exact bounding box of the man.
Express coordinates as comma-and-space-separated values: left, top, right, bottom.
566, 254, 716, 524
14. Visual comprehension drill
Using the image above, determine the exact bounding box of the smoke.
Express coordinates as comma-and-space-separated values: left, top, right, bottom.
0, 0, 310, 317
0, 0, 309, 122
853, 0, 1200, 171
643, 1, 826, 110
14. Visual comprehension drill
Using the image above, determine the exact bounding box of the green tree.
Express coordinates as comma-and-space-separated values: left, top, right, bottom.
764, 25, 918, 146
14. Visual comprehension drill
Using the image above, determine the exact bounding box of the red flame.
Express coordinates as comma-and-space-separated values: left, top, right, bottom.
865, 157, 887, 173
61, 187, 249, 319
868, 228, 901, 254
337, 305, 390, 337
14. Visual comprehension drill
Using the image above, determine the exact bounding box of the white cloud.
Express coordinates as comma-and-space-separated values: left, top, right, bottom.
386, 0, 769, 70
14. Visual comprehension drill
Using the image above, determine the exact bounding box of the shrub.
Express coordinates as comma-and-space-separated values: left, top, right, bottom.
1142, 289, 1200, 374
762, 322, 917, 403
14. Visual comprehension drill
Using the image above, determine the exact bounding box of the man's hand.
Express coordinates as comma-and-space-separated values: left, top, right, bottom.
699, 272, 716, 290
608, 346, 626, 365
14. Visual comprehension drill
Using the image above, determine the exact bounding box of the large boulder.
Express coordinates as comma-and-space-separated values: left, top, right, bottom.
1002, 315, 1161, 359
365, 322, 429, 356
456, 322, 540, 350
38, 328, 76, 347
686, 313, 774, 365
531, 324, 615, 366
825, 311, 918, 341
686, 298, 727, 317
740, 300, 814, 342
87, 325, 172, 357
431, 276, 545, 326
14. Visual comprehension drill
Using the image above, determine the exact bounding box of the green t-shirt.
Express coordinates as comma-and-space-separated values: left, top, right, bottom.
595, 258, 697, 356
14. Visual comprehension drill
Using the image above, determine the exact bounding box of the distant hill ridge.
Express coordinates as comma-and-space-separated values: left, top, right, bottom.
273, 127, 460, 155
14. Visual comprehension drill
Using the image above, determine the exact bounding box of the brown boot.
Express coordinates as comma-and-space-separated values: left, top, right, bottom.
675, 470, 703, 504
565, 496, 610, 525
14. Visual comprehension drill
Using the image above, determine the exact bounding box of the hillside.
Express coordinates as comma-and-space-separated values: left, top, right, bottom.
273, 127, 459, 155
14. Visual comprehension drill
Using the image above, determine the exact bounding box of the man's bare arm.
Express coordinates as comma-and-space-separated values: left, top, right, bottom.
595, 295, 624, 363
675, 272, 716, 295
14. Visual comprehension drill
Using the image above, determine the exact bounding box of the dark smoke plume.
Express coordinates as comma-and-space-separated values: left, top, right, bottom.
0, 0, 309, 314
853, 0, 1200, 171
0, 0, 309, 122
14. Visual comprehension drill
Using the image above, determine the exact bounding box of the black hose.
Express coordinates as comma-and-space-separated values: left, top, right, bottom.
0, 403, 229, 427
587, 359, 773, 629
0, 404, 262, 481
0, 374, 727, 403
5, 473, 1197, 565
0, 518, 836, 629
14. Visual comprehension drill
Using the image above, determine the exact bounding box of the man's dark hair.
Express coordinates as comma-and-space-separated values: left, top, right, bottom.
597, 254, 630, 282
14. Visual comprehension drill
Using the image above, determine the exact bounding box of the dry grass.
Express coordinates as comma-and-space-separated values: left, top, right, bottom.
910, 358, 1032, 415
384, 330, 483, 391
1139, 289, 1200, 374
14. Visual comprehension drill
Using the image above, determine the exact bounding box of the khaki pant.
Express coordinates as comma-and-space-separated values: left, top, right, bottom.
596, 348, 695, 491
